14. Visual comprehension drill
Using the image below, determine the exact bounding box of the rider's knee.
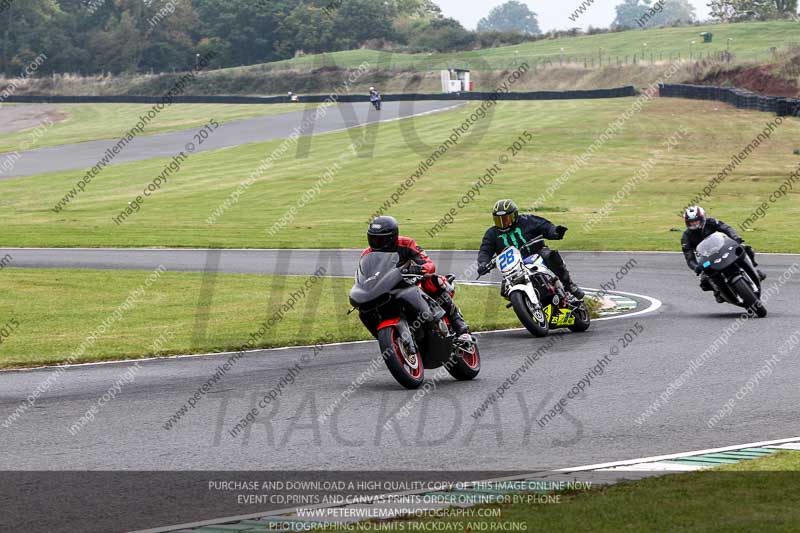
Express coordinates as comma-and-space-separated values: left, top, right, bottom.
547, 249, 565, 267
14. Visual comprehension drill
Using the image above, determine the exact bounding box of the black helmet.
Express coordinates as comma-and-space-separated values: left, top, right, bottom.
367, 216, 399, 252
684, 205, 706, 231
492, 199, 518, 230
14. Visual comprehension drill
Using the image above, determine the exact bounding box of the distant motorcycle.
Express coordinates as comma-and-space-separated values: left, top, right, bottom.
696, 232, 767, 317
478, 237, 590, 337
369, 92, 382, 111
349, 251, 480, 389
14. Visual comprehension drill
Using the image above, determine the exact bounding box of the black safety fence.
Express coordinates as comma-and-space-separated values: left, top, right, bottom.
3, 86, 635, 105
659, 84, 800, 117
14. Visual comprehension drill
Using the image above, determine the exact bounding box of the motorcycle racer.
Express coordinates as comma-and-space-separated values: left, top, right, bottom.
477, 199, 585, 300
681, 206, 766, 302
363, 216, 470, 337
369, 86, 381, 110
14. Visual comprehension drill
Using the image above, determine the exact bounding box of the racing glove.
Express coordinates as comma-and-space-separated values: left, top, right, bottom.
694, 264, 704, 275
477, 263, 492, 276
555, 225, 568, 239
404, 264, 425, 276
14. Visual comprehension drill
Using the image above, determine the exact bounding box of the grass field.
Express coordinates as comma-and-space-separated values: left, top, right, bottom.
384, 451, 800, 532
1, 98, 798, 252
0, 268, 589, 368
244, 21, 799, 72
0, 103, 306, 153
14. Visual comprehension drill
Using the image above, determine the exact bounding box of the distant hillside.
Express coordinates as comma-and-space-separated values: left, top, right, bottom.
2, 21, 797, 98
244, 21, 799, 72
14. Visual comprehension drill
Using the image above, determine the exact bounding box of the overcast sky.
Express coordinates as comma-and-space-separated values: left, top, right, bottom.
433, 0, 711, 32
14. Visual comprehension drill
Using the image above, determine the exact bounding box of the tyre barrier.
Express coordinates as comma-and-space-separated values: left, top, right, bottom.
3, 86, 636, 105
659, 83, 800, 117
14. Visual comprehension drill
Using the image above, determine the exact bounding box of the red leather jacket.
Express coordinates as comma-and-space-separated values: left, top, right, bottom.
361, 236, 436, 275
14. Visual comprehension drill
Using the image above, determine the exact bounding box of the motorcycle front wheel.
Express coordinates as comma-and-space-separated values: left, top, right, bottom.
378, 326, 425, 389
510, 292, 549, 337
732, 277, 767, 318
446, 338, 481, 381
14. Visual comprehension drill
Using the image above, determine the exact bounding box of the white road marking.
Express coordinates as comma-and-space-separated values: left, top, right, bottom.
135, 435, 800, 533
0, 287, 660, 373
557, 436, 800, 472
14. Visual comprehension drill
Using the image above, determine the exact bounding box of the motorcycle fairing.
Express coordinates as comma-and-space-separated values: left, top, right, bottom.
697, 232, 761, 300
544, 305, 576, 327
696, 232, 739, 271
350, 252, 403, 308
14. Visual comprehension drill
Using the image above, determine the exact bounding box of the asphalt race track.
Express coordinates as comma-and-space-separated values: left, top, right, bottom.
1, 249, 798, 473
0, 100, 462, 179
2, 102, 799, 531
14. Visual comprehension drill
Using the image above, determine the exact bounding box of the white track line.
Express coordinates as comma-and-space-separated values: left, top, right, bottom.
323, 103, 464, 134
557, 436, 800, 472
0, 287, 660, 373
589, 289, 663, 322
309, 103, 464, 139
134, 435, 800, 533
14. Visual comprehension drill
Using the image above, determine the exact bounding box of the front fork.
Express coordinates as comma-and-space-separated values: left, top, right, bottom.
739, 255, 761, 294
503, 276, 540, 305
506, 278, 546, 323
453, 334, 477, 355
714, 257, 761, 303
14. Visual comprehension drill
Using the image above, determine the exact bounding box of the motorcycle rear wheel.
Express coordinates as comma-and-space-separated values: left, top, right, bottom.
378, 326, 425, 389
568, 302, 591, 332
510, 292, 549, 337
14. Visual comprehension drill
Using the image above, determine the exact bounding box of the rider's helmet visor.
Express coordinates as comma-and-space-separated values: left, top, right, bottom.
493, 213, 516, 229
686, 219, 704, 230
368, 233, 397, 252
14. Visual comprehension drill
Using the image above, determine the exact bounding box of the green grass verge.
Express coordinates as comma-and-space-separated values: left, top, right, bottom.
0, 268, 601, 368
382, 451, 800, 532
0, 103, 307, 152
242, 21, 798, 72
2, 98, 798, 252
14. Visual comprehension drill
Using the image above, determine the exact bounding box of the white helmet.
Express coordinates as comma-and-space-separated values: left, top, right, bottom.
369, 86, 375, 91
684, 205, 706, 231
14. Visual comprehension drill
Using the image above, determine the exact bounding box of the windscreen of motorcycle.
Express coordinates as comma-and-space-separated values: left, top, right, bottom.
357, 252, 400, 285
695, 232, 730, 260
497, 247, 522, 273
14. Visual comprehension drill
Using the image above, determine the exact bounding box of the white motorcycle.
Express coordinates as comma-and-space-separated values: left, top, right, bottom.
478, 237, 590, 337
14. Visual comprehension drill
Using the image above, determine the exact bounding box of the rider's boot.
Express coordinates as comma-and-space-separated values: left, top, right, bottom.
559, 272, 585, 300
700, 276, 725, 302
437, 293, 470, 337
550, 270, 584, 300
566, 282, 585, 300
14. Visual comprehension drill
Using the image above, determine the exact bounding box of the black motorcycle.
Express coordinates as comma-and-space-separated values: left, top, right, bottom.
696, 232, 767, 317
349, 252, 480, 389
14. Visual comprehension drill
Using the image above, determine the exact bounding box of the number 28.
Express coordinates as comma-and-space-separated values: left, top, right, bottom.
499, 249, 516, 269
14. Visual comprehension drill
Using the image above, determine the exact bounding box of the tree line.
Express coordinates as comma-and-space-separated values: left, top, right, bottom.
708, 0, 798, 22
0, 0, 537, 75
